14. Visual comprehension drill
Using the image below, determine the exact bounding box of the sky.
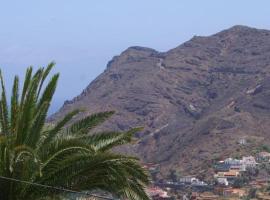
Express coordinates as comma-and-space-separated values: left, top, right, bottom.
0, 0, 270, 114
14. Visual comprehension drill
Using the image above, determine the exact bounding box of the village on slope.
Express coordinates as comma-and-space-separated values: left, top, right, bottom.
142, 145, 270, 200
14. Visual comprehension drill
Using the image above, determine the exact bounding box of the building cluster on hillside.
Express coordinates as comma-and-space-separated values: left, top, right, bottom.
178, 176, 207, 186
215, 156, 258, 186
201, 152, 270, 199
144, 151, 270, 199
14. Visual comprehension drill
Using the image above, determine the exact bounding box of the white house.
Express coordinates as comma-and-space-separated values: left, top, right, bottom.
224, 156, 257, 171
179, 176, 199, 184
217, 177, 229, 186
241, 156, 257, 169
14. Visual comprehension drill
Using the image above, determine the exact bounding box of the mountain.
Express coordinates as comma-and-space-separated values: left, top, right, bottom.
51, 25, 270, 179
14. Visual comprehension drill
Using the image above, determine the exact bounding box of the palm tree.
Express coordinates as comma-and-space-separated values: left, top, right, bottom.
0, 63, 150, 200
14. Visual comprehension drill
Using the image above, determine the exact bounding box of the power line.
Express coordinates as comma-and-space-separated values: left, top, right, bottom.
0, 175, 116, 200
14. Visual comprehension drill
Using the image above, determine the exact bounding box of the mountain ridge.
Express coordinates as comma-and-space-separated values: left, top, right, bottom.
52, 25, 270, 179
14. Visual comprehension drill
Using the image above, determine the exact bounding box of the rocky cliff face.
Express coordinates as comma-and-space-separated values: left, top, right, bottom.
52, 25, 270, 178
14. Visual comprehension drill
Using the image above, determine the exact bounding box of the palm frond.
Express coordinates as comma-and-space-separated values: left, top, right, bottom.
37, 109, 81, 149
67, 111, 115, 136
16, 70, 43, 145
25, 102, 50, 147
36, 74, 59, 112
35, 153, 150, 200
11, 76, 19, 134
88, 127, 142, 152
37, 62, 55, 98
20, 67, 33, 106
30, 68, 46, 110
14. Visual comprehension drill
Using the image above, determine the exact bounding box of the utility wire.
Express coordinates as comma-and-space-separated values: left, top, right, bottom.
0, 175, 116, 200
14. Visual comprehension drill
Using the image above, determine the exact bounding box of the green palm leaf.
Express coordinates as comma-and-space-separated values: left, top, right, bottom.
20, 67, 33, 106
37, 109, 81, 149
67, 111, 115, 135
37, 62, 55, 98
0, 65, 150, 200
11, 76, 19, 134
79, 127, 142, 152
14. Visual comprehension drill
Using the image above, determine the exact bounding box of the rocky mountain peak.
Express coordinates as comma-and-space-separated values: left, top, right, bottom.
106, 46, 158, 70
124, 46, 158, 54
52, 26, 270, 178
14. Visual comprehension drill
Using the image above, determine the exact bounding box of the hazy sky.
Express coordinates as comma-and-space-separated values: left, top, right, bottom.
0, 0, 269, 113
